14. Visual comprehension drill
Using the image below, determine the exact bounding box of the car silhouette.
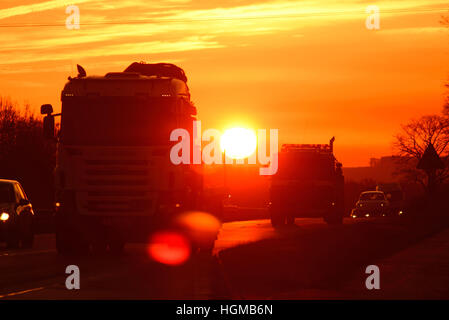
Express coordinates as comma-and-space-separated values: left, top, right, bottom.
351, 191, 389, 218
0, 179, 35, 248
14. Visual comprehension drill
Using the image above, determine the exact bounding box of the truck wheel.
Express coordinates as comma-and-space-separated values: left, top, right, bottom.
92, 240, 107, 254
270, 210, 284, 228
19, 219, 34, 249
21, 232, 34, 249
91, 227, 108, 254
109, 240, 125, 255
56, 231, 84, 255
6, 233, 19, 249
56, 229, 71, 254
56, 223, 88, 255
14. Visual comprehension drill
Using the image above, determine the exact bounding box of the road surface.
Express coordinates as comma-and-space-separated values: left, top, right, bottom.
0, 216, 447, 299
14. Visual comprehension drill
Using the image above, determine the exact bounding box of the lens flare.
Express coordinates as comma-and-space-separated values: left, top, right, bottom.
220, 127, 257, 159
176, 211, 220, 234
175, 211, 221, 249
147, 231, 191, 266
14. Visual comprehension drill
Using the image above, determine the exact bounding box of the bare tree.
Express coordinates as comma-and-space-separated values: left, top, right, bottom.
394, 115, 449, 191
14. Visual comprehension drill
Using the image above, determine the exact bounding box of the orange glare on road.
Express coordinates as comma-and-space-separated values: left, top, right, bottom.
175, 211, 221, 249
176, 211, 221, 233
147, 231, 191, 266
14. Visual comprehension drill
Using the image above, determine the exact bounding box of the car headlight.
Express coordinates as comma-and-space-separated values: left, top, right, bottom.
0, 212, 9, 221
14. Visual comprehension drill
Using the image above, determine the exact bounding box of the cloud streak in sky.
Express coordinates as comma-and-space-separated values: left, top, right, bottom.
0, 0, 92, 20
0, 0, 447, 70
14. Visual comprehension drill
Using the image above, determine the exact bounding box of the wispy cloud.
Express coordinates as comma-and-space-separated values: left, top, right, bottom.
0, 0, 447, 72
0, 0, 92, 20
0, 36, 222, 66
380, 26, 448, 34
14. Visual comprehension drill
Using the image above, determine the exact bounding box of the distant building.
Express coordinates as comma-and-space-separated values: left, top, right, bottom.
343, 156, 402, 183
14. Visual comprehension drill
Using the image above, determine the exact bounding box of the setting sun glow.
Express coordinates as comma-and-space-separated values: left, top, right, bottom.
220, 127, 257, 159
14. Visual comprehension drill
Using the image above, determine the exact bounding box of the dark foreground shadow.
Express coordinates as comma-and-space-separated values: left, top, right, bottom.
217, 218, 448, 299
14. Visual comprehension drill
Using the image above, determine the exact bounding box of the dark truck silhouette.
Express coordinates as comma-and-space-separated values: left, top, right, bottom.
269, 138, 344, 227
40, 62, 222, 255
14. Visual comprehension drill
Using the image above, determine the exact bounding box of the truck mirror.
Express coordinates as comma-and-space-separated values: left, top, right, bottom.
43, 115, 55, 139
41, 104, 53, 115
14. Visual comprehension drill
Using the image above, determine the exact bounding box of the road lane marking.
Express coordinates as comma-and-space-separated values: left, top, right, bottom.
0, 270, 130, 299
0, 249, 55, 257
0, 287, 45, 299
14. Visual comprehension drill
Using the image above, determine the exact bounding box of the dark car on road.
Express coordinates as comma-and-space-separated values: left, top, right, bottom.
0, 179, 34, 248
351, 191, 389, 218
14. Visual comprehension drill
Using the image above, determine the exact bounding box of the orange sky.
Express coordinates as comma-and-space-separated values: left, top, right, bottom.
0, 0, 448, 166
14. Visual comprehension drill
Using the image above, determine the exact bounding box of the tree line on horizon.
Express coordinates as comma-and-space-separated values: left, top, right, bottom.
0, 97, 55, 209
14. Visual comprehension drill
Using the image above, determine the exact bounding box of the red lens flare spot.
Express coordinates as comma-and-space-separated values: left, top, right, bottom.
147, 231, 191, 266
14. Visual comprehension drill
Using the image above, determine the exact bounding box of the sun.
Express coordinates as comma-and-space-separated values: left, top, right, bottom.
220, 127, 257, 159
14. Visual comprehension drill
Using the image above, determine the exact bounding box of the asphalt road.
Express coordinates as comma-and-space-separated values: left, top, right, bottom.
0, 216, 445, 299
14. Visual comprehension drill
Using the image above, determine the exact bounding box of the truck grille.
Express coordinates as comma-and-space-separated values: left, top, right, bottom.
78, 153, 161, 216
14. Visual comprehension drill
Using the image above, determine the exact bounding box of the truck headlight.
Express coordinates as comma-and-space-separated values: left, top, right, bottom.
0, 212, 9, 221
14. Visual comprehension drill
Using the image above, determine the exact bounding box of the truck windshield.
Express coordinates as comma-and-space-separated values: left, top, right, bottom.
61, 97, 179, 146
